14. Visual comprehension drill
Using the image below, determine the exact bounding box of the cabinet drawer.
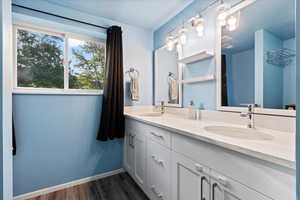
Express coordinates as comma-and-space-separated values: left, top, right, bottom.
147, 140, 171, 200
172, 134, 296, 200
146, 125, 171, 148
210, 170, 271, 200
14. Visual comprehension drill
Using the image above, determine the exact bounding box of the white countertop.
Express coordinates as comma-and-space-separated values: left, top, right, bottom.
124, 109, 295, 169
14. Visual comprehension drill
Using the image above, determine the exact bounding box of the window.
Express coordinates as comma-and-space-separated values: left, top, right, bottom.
14, 24, 106, 94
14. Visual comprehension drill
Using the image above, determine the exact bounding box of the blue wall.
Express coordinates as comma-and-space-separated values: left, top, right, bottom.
154, 0, 240, 109
12, 5, 125, 196
13, 95, 123, 196
154, 0, 217, 109
12, 0, 154, 195
255, 29, 296, 109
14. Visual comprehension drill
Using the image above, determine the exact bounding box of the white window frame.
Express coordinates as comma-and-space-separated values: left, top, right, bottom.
13, 22, 105, 95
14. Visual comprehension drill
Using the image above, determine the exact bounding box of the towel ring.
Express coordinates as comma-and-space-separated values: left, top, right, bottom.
126, 68, 139, 79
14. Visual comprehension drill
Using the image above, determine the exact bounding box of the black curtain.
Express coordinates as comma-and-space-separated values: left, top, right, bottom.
97, 26, 124, 141
221, 55, 228, 106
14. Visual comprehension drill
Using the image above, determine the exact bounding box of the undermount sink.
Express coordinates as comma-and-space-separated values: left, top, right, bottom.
204, 126, 274, 140
139, 112, 163, 117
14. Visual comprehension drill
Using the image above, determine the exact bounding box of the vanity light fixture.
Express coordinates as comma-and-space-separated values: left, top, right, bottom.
178, 25, 188, 45
190, 14, 205, 37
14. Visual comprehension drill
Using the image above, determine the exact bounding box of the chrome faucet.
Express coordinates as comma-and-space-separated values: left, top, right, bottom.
160, 101, 165, 114
240, 104, 257, 128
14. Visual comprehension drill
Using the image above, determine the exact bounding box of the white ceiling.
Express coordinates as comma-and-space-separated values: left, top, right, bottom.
43, 0, 194, 30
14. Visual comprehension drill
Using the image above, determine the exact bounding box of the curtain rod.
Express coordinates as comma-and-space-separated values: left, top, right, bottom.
12, 3, 109, 30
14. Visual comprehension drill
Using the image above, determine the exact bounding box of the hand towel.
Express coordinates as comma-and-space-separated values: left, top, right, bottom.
130, 77, 139, 101
169, 79, 178, 101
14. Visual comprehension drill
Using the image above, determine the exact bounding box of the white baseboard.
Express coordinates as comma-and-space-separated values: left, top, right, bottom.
14, 168, 125, 200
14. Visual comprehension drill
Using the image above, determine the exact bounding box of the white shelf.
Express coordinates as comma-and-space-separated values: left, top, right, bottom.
180, 75, 215, 84
178, 50, 214, 64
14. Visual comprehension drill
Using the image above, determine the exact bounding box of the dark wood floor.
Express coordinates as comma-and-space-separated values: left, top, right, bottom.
27, 173, 149, 200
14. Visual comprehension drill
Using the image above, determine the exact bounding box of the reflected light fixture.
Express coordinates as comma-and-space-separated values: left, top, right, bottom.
190, 14, 205, 37
227, 12, 240, 31
222, 44, 234, 49
217, 2, 230, 26
176, 43, 182, 54
166, 35, 175, 51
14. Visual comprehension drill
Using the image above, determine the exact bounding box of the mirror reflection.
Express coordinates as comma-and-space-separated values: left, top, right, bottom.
155, 46, 181, 106
221, 0, 295, 110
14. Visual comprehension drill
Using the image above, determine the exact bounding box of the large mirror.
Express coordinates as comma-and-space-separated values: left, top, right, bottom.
218, 0, 296, 115
154, 45, 182, 107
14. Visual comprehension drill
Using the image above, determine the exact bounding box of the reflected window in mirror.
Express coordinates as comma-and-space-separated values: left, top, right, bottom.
220, 0, 295, 111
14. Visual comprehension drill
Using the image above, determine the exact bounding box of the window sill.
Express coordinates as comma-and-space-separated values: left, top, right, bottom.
13, 88, 103, 96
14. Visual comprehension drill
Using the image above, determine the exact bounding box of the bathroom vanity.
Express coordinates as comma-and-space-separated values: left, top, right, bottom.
123, 107, 295, 200
136, 0, 296, 199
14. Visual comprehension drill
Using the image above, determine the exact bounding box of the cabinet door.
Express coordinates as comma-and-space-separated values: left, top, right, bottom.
147, 139, 171, 200
133, 132, 146, 188
124, 130, 135, 175
210, 171, 271, 200
171, 152, 210, 200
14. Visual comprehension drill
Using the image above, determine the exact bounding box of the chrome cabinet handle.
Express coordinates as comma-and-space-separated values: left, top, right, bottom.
128, 134, 132, 147
151, 185, 164, 199
128, 133, 135, 148
201, 176, 209, 200
195, 163, 203, 172
131, 134, 135, 148
151, 155, 164, 166
212, 183, 220, 200
217, 176, 227, 186
150, 132, 164, 139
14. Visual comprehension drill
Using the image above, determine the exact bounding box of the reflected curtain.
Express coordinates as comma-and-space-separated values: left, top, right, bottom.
221, 55, 228, 106
97, 26, 124, 141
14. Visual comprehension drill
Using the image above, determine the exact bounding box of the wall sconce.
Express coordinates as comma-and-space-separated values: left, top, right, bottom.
190, 15, 205, 37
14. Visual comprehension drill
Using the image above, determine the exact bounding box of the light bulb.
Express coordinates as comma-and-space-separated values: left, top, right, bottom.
218, 12, 228, 26
191, 15, 204, 37
167, 40, 174, 51
227, 15, 238, 31
217, 3, 229, 27
178, 27, 188, 45
166, 37, 174, 51
179, 33, 187, 45
176, 43, 182, 54
196, 24, 204, 37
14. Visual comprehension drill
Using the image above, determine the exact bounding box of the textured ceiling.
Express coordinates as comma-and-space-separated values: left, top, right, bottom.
41, 0, 194, 30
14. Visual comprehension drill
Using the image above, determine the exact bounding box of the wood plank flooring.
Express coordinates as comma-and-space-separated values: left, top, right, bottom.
27, 173, 149, 200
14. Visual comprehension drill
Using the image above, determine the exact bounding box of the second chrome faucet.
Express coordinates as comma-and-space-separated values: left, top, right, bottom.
240, 104, 257, 128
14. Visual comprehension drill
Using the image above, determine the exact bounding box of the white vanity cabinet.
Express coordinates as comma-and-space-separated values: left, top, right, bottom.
171, 152, 211, 200
124, 121, 147, 190
124, 118, 295, 200
147, 139, 171, 200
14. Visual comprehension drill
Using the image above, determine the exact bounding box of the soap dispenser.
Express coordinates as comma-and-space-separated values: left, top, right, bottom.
188, 100, 196, 119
